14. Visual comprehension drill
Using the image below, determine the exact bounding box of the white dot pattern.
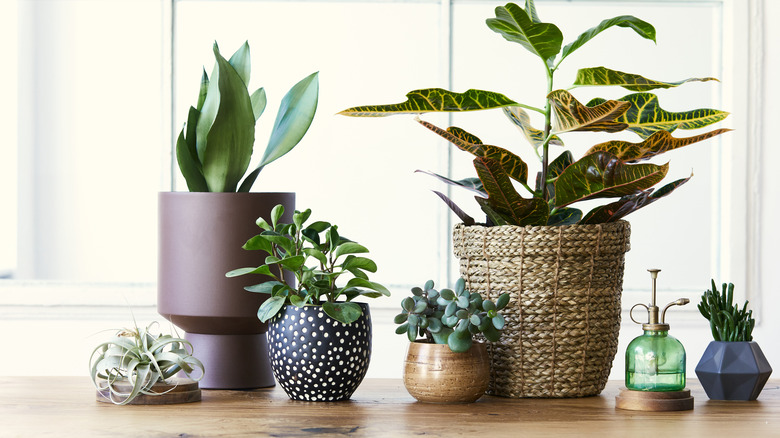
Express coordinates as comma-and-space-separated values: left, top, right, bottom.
267, 304, 372, 401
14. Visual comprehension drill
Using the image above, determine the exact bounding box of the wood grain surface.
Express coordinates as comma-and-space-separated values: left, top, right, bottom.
0, 377, 778, 437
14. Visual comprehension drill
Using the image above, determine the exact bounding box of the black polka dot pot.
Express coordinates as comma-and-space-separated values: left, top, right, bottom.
267, 303, 372, 401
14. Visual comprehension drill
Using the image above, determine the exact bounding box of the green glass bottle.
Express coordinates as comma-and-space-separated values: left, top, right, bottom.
625, 269, 689, 392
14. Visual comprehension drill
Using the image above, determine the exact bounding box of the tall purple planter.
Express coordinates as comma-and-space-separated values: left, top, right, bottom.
158, 192, 294, 389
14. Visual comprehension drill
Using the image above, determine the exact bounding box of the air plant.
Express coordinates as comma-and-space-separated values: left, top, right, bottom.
89, 322, 204, 405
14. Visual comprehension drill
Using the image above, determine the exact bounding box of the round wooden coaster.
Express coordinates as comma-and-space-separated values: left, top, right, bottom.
615, 387, 694, 411
96, 377, 201, 405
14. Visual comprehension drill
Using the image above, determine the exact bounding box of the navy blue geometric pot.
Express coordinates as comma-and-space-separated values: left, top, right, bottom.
267, 303, 372, 401
695, 341, 773, 401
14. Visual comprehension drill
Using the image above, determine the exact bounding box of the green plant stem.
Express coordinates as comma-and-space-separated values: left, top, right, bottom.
540, 68, 555, 202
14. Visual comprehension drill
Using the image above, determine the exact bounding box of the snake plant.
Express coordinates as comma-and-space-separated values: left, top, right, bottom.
698, 281, 755, 342
340, 1, 730, 226
177, 41, 319, 192
89, 322, 204, 405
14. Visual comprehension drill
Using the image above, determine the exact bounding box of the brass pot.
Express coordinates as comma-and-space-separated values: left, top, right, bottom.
403, 341, 490, 403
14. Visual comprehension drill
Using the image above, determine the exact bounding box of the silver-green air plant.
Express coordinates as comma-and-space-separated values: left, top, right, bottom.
89, 322, 204, 405
698, 280, 755, 342
394, 279, 510, 353
177, 41, 319, 192
226, 204, 391, 325
340, 0, 730, 227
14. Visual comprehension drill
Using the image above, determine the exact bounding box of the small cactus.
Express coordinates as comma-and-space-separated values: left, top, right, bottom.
394, 278, 509, 352
698, 280, 755, 342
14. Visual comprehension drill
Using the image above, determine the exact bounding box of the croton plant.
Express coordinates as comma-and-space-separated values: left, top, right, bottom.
339, 1, 730, 226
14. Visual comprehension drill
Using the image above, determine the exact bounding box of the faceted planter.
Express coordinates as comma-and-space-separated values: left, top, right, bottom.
695, 341, 773, 400
267, 303, 372, 401
453, 221, 631, 398
158, 192, 294, 389
403, 341, 490, 404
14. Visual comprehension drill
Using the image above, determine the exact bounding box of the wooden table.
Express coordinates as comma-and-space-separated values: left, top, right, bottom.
1, 377, 778, 437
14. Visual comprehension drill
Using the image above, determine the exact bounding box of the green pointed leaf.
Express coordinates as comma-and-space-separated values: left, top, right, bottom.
226, 265, 272, 277
242, 234, 274, 253
342, 256, 378, 273
417, 119, 529, 185
338, 88, 519, 116
332, 242, 369, 259
560, 16, 656, 63
580, 174, 691, 224
548, 90, 629, 134
432, 191, 476, 226
503, 107, 563, 149
257, 296, 286, 322
196, 69, 209, 111
573, 67, 718, 92
547, 207, 582, 226
196, 42, 255, 192
243, 281, 285, 294
415, 170, 485, 196
175, 119, 208, 192
590, 93, 730, 139
524, 0, 541, 23
586, 129, 732, 162
278, 255, 306, 271
227, 41, 251, 86
345, 278, 391, 297
474, 157, 548, 226
486, 3, 563, 64
251, 88, 267, 122
554, 152, 668, 207
323, 302, 363, 325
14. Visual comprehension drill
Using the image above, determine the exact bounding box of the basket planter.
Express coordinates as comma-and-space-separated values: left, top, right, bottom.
695, 341, 773, 401
403, 341, 490, 404
267, 303, 372, 401
452, 221, 631, 398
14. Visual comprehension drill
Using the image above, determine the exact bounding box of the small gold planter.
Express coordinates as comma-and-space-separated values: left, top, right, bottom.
403, 341, 490, 403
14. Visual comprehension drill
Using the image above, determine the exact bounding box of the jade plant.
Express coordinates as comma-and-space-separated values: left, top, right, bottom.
226, 204, 390, 324
698, 280, 755, 342
89, 322, 204, 405
177, 41, 318, 192
340, 1, 730, 226
394, 279, 510, 352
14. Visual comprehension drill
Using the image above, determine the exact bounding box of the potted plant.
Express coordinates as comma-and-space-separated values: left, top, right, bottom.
226, 204, 390, 401
394, 279, 509, 403
340, 1, 730, 397
695, 281, 773, 401
90, 322, 205, 405
158, 41, 318, 389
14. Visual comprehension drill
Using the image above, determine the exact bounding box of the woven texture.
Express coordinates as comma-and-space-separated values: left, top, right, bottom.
453, 221, 631, 398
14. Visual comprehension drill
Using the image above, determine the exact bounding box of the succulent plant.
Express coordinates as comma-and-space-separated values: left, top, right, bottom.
698, 280, 755, 342
340, 0, 730, 227
394, 278, 509, 352
226, 204, 390, 325
177, 41, 318, 192
89, 322, 204, 405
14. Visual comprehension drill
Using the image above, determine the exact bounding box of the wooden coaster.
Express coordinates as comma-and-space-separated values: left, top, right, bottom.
96, 377, 201, 405
615, 387, 694, 411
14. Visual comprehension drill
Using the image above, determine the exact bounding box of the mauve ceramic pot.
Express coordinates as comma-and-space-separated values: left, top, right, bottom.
158, 192, 294, 389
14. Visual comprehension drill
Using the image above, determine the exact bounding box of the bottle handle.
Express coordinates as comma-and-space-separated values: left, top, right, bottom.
629, 303, 649, 325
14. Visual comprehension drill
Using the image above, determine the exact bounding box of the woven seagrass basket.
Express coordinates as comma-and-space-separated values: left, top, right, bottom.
453, 221, 631, 398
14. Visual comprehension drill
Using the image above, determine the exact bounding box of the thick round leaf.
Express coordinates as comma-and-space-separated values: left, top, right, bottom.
427, 318, 443, 333
412, 300, 428, 313
257, 296, 286, 322
492, 314, 506, 330
394, 313, 408, 324
439, 288, 455, 301
447, 330, 473, 353
496, 293, 510, 310
401, 297, 415, 312
244, 281, 285, 294
322, 301, 362, 325
395, 322, 409, 335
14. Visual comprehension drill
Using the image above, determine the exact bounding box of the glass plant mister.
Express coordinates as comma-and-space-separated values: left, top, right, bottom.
626, 269, 689, 391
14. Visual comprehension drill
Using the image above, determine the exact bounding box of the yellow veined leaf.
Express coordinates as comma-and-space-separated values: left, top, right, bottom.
588, 93, 730, 139
503, 106, 563, 149
486, 2, 563, 65
554, 152, 668, 207
548, 89, 629, 134
416, 118, 529, 186
573, 67, 718, 92
580, 174, 692, 224
339, 88, 520, 117
473, 157, 548, 226
586, 129, 732, 162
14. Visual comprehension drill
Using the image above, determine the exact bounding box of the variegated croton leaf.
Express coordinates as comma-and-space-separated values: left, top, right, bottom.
548, 207, 583, 226
473, 157, 549, 226
554, 151, 668, 207
587, 93, 730, 139
536, 150, 573, 202
416, 118, 530, 187
580, 174, 691, 224
338, 88, 519, 117
503, 106, 563, 149
486, 2, 563, 66
432, 190, 476, 226
415, 170, 486, 196
548, 90, 629, 133
586, 129, 732, 162
573, 67, 718, 91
